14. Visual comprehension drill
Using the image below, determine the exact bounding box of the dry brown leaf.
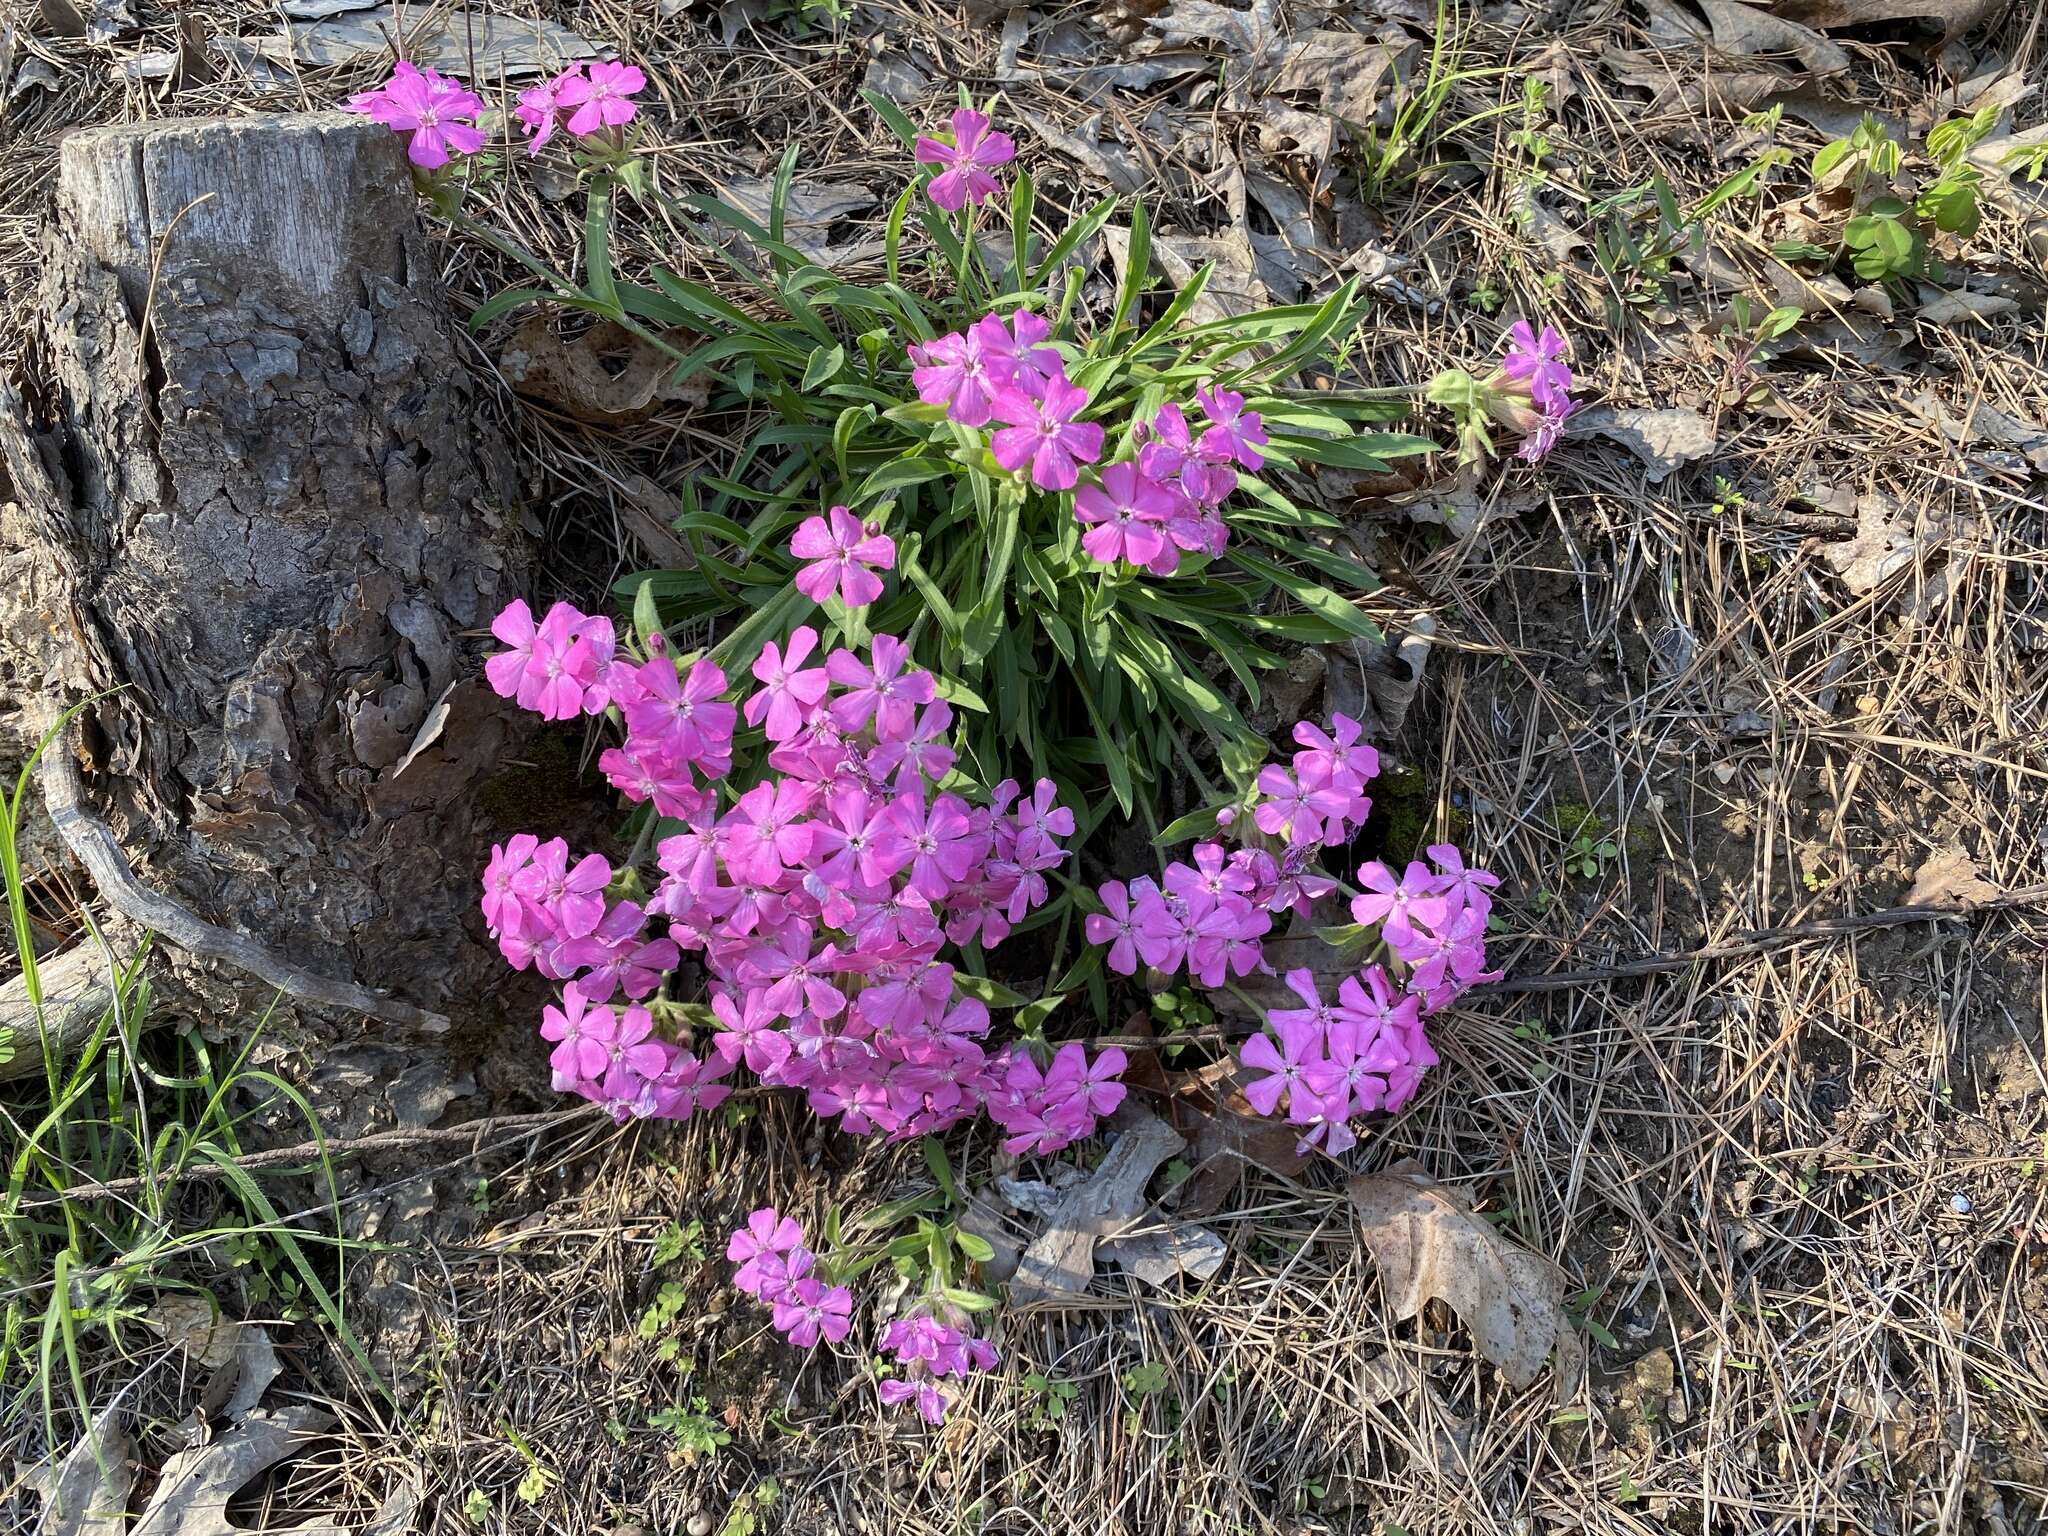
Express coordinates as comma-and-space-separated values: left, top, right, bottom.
1574, 406, 1717, 482
1915, 288, 2020, 324
144, 1293, 240, 1369
1772, 0, 2007, 43
1818, 493, 1926, 594
133, 1406, 335, 1536
1905, 848, 2000, 908
1169, 1062, 1309, 1217
1347, 1160, 1580, 1391
28, 1408, 130, 1536
1698, 0, 1850, 72
498, 319, 708, 425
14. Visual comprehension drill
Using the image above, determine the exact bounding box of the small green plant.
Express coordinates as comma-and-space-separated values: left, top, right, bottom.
1783, 110, 1999, 284
1355, 2, 1520, 205
1506, 76, 1553, 174
462, 1489, 492, 1524
722, 1478, 782, 1536
638, 1279, 692, 1363
1719, 294, 1803, 385
1710, 475, 1748, 516
1021, 1369, 1080, 1431
1, 712, 369, 1470
1590, 150, 1789, 323
499, 1421, 555, 1503
652, 1217, 707, 1266
1121, 1360, 1170, 1397
1555, 807, 1618, 881
649, 1396, 732, 1457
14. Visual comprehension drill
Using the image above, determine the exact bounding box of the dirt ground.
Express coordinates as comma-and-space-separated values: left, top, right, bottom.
4, 0, 2047, 1532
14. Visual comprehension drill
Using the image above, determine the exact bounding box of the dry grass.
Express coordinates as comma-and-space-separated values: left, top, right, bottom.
5, 0, 2048, 1532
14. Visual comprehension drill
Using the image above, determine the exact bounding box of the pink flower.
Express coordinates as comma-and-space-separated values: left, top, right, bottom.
1239, 1013, 1331, 1119
1517, 394, 1577, 463
1351, 861, 1450, 944
914, 108, 1016, 212
1502, 320, 1573, 410
974, 311, 1065, 398
623, 656, 735, 771
989, 375, 1104, 492
557, 59, 645, 136
514, 70, 572, 153
908, 328, 999, 426
728, 1207, 811, 1300
825, 635, 934, 738
1073, 462, 1176, 567
791, 507, 895, 608
1195, 386, 1268, 470
481, 834, 539, 935
746, 626, 832, 741
879, 1376, 952, 1424
773, 1277, 854, 1347
343, 61, 487, 170
540, 989, 612, 1091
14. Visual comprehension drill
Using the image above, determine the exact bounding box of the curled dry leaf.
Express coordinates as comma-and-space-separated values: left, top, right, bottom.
133, 1405, 336, 1536
1818, 492, 1929, 594
1772, 0, 2008, 44
1347, 1159, 1583, 1392
144, 1293, 240, 1369
1696, 0, 1850, 73
1166, 1059, 1309, 1218
1573, 405, 1717, 482
29, 1408, 130, 1536
498, 319, 709, 425
1905, 848, 2000, 909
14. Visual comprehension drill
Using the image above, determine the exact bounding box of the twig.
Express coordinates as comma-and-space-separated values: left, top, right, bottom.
23, 1106, 608, 1208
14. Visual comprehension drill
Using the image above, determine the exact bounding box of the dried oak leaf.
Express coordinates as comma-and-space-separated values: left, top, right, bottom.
1697, 0, 1850, 72
1573, 406, 1717, 482
1770, 0, 2009, 44
1168, 1060, 1308, 1218
1905, 848, 2000, 909
1818, 493, 1926, 594
1343, 1163, 1581, 1392
1347, 1159, 1582, 1392
498, 319, 708, 425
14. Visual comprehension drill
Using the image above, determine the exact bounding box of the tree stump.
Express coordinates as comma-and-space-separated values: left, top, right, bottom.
0, 113, 531, 1086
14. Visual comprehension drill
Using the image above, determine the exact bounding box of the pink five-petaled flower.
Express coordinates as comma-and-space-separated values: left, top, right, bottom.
344, 61, 487, 170
539, 989, 611, 1092
557, 59, 645, 137
825, 635, 934, 738
908, 328, 999, 427
727, 1207, 807, 1298
746, 626, 831, 741
514, 69, 575, 154
772, 1276, 854, 1348
989, 375, 1104, 492
1351, 859, 1451, 943
1073, 462, 1176, 567
791, 506, 895, 608
914, 108, 1016, 212
1195, 386, 1269, 471
1239, 1013, 1335, 1120
1501, 320, 1573, 410
1084, 881, 1143, 975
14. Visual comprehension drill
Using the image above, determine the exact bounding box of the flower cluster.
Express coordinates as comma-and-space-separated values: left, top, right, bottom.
1499, 321, 1579, 462
909, 309, 1102, 492
1073, 388, 1266, 574
879, 1313, 1000, 1424
727, 1208, 854, 1348
1087, 714, 1380, 989
481, 600, 1129, 1151
1086, 714, 1500, 1154
1426, 318, 1583, 467
516, 59, 647, 154
343, 61, 485, 170
914, 108, 1016, 212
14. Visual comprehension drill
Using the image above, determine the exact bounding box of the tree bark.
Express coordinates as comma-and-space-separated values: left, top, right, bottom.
0, 112, 531, 1080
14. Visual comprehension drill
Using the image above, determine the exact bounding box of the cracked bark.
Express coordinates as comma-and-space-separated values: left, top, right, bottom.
0, 113, 534, 1086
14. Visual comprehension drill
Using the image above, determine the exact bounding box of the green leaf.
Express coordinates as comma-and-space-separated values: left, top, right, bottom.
1112, 198, 1152, 335
583, 179, 621, 317
953, 973, 1031, 1009
1153, 805, 1223, 846
954, 1229, 997, 1264
1227, 549, 1380, 640
803, 344, 846, 391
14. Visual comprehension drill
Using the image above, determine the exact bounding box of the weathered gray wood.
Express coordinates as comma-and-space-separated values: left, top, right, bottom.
0, 944, 115, 1084
0, 112, 530, 1049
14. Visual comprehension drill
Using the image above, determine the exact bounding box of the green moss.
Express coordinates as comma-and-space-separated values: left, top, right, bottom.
1363, 764, 1467, 864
